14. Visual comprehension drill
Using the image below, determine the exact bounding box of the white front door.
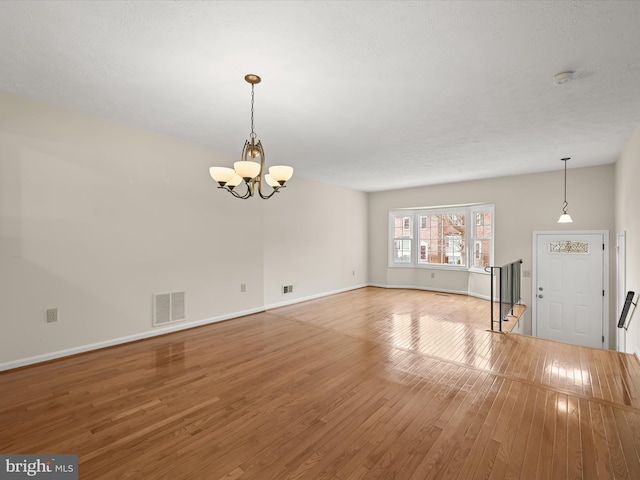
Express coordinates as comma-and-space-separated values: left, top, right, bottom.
534, 233, 605, 348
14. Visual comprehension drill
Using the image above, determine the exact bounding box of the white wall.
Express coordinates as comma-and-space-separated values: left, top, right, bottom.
0, 91, 367, 368
263, 177, 368, 307
368, 165, 616, 340
615, 125, 640, 357
1, 87, 626, 368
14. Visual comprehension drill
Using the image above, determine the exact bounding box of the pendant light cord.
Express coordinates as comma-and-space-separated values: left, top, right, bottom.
562, 158, 569, 214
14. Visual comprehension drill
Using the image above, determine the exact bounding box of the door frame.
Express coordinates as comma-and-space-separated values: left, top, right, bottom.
532, 230, 609, 348
616, 231, 626, 352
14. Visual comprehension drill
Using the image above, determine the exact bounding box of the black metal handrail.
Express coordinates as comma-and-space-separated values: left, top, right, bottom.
485, 259, 523, 332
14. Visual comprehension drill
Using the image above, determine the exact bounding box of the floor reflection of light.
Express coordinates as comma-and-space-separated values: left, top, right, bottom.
391, 313, 416, 350
154, 342, 186, 370
556, 396, 568, 413
544, 363, 590, 386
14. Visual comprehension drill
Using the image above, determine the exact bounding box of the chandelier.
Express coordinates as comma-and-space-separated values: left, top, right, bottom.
557, 157, 573, 223
209, 74, 293, 199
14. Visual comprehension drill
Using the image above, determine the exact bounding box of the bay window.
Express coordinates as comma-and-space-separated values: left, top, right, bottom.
389, 204, 494, 271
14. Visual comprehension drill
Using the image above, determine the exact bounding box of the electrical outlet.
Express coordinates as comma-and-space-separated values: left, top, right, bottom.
431, 272, 435, 279
46, 308, 58, 323
282, 285, 294, 294
240, 283, 246, 293
352, 270, 355, 276
523, 270, 531, 278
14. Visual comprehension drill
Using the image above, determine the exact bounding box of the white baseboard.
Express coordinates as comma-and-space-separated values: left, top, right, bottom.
0, 284, 368, 372
264, 284, 369, 310
369, 282, 520, 305
370, 283, 529, 307
0, 306, 267, 372
467, 291, 492, 301
369, 283, 468, 297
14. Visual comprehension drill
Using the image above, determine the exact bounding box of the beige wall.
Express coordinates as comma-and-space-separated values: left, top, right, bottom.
0, 91, 367, 368
615, 125, 640, 356
368, 165, 616, 339
0, 87, 629, 368
263, 177, 368, 306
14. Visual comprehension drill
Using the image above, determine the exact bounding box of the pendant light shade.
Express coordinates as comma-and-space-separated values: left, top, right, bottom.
557, 157, 573, 223
264, 174, 279, 188
269, 165, 294, 184
209, 167, 235, 185
227, 173, 243, 188
233, 160, 261, 181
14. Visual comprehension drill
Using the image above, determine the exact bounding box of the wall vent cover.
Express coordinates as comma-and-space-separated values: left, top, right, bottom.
153, 291, 186, 326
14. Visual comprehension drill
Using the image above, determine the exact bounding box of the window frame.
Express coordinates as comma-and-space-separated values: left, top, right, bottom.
390, 214, 414, 265
468, 204, 494, 272
388, 204, 494, 272
417, 210, 467, 268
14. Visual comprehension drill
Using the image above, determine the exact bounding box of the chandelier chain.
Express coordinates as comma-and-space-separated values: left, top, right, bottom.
250, 83, 256, 140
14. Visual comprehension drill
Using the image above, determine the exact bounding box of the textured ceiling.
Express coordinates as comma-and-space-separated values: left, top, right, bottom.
1, 1, 640, 192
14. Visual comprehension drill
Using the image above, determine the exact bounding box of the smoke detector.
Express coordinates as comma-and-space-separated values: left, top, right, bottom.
554, 71, 574, 85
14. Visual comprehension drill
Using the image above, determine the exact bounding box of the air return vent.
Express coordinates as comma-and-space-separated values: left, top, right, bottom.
153, 292, 186, 327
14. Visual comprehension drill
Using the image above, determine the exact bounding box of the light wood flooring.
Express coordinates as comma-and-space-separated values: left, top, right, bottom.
2, 287, 640, 479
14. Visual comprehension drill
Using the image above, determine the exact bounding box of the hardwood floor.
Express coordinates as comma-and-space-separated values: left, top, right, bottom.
2, 287, 640, 479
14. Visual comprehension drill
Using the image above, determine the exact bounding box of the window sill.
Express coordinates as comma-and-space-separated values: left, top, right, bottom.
468, 268, 491, 275
387, 264, 492, 275
388, 263, 468, 271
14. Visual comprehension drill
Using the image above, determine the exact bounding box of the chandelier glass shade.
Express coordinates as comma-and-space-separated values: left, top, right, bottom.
209, 74, 293, 199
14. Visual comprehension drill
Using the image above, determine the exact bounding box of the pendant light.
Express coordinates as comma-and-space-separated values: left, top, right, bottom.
209, 74, 293, 199
557, 157, 573, 223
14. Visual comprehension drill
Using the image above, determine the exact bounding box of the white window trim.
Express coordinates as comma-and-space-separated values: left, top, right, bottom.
468, 204, 494, 274
389, 204, 494, 272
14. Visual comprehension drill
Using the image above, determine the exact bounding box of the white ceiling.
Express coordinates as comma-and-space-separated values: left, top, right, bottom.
1, 1, 640, 192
